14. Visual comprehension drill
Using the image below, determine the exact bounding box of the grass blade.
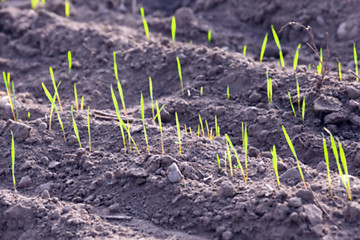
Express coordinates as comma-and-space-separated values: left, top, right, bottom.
175, 112, 181, 156
260, 33, 268, 63
113, 51, 119, 81
199, 114, 204, 137
288, 92, 296, 117
354, 43, 358, 81
302, 96, 306, 124
68, 50, 72, 75
293, 44, 301, 71
49, 81, 61, 132
31, 0, 39, 10
296, 77, 300, 112
244, 125, 248, 181
337, 139, 352, 201
74, 83, 78, 111
171, 16, 176, 42
243, 45, 247, 57
282, 125, 307, 189
322, 133, 332, 197
226, 142, 233, 176
270, 145, 280, 189
10, 130, 16, 192
149, 77, 155, 125
208, 28, 211, 44
80, 96, 84, 110
11, 81, 18, 121
140, 7, 150, 40
49, 67, 63, 112
87, 106, 91, 152
156, 101, 164, 155
227, 85, 229, 99
176, 56, 183, 95
111, 84, 126, 153
225, 134, 246, 183
65, 0, 70, 18
141, 92, 150, 154
70, 105, 81, 148
338, 62, 342, 81
216, 154, 221, 173
3, 72, 16, 121
271, 25, 284, 67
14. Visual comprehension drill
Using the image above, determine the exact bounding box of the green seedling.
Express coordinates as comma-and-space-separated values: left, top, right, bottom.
197, 124, 200, 137
152, 104, 165, 121
68, 51, 72, 75
199, 114, 205, 137
3, 72, 16, 121
226, 142, 233, 176
225, 134, 246, 183
176, 56, 183, 95
270, 145, 280, 189
243, 125, 248, 181
149, 77, 155, 125
354, 43, 358, 81
175, 112, 181, 156
42, 0, 45, 3
308, 64, 311, 71
216, 154, 221, 173
317, 48, 323, 75
31, 0, 39, 10
296, 77, 300, 112
10, 130, 16, 192
293, 44, 301, 71
282, 125, 307, 189
141, 93, 150, 154
288, 92, 296, 117
189, 127, 192, 135
200, 86, 203, 96
156, 101, 164, 155
205, 119, 210, 140
42, 83, 66, 142
224, 150, 227, 173
267, 73, 272, 104
140, 7, 150, 40
65, 0, 70, 18
74, 83, 78, 111
171, 16, 176, 42
302, 96, 306, 124
70, 105, 81, 148
260, 33, 268, 63
227, 85, 229, 99
48, 81, 61, 132
338, 139, 352, 201
208, 28, 211, 44
80, 96, 84, 110
189, 40, 193, 44
49, 67, 63, 112
243, 45, 247, 57
338, 62, 342, 81
113, 51, 119, 81
322, 133, 332, 197
28, 112, 30, 120
271, 25, 284, 67
117, 80, 132, 151
11, 81, 18, 121
87, 106, 91, 152
214, 115, 218, 137
184, 124, 187, 134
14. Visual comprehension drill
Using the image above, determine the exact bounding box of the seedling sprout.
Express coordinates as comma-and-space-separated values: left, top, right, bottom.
293, 44, 301, 71
322, 133, 332, 197
227, 85, 229, 99
11, 81, 18, 121
288, 92, 296, 117
296, 78, 300, 112
199, 114, 205, 137
225, 134, 246, 183
354, 43, 358, 81
10, 130, 16, 192
31, 0, 39, 10
149, 77, 155, 125
111, 84, 126, 153
140, 7, 150, 40
80, 96, 84, 110
260, 33, 268, 63
208, 28, 211, 44
270, 145, 280, 189
243, 45, 247, 57
68, 50, 72, 75
176, 56, 183, 95
156, 101, 164, 155
65, 0, 70, 18
226, 142, 233, 176
87, 106, 91, 152
175, 112, 181, 156
338, 62, 342, 81
49, 67, 63, 112
3, 72, 16, 121
71, 105, 82, 148
271, 25, 284, 67
140, 93, 150, 154
216, 154, 221, 173
171, 16, 176, 42
243, 125, 248, 181
302, 96, 305, 124
74, 83, 78, 111
200, 86, 203, 96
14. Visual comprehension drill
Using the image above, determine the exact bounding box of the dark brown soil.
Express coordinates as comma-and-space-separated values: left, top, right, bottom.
1, 1, 360, 239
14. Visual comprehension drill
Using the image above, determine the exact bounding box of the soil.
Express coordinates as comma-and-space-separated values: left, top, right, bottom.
1, 0, 360, 239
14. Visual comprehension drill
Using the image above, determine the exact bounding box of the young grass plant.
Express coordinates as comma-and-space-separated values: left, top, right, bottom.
227, 85, 229, 99
214, 115, 219, 137
266, 72, 273, 105
74, 83, 78, 111
208, 28, 211, 44
10, 130, 16, 192
288, 92, 296, 117
354, 43, 358, 82
176, 56, 183, 95
65, 0, 70, 18
338, 62, 342, 81
117, 80, 132, 151
270, 145, 280, 189
140, 7, 150, 40
243, 125, 248, 181
322, 133, 332, 197
113, 51, 119, 81
149, 77, 155, 125
216, 154, 221, 173
11, 81, 18, 121
282, 125, 307, 189
302, 96, 306, 124
87, 106, 91, 152
49, 67, 63, 112
293, 44, 301, 71
140, 93, 150, 154
156, 101, 164, 155
175, 112, 181, 156
42, 83, 66, 142
68, 50, 72, 75
48, 81, 61, 132
317, 48, 323, 75
80, 96, 84, 110
271, 25, 284, 67
31, 0, 39, 10
225, 134, 246, 183
296, 77, 300, 112
200, 86, 203, 96
199, 114, 205, 137
3, 72, 16, 121
171, 16, 176, 42
226, 142, 233, 176
260, 33, 268, 63
243, 45, 247, 57
338, 139, 352, 200
70, 105, 81, 148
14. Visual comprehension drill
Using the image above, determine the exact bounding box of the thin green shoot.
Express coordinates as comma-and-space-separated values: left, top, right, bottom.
338, 62, 342, 81
70, 105, 81, 148
215, 115, 218, 137
217, 126, 220, 137
197, 124, 200, 137
184, 124, 187, 134
260, 33, 268, 63
68, 50, 72, 75
175, 112, 181, 156
282, 125, 307, 189
227, 85, 229, 99
226, 142, 233, 176
321, 133, 332, 198
74, 83, 78, 111
3, 72, 16, 121
208, 28, 211, 44
149, 77, 155, 125
267, 75, 272, 104
317, 48, 323, 75
270, 145, 280, 189
225, 134, 246, 183
288, 92, 296, 117
48, 81, 61, 132
80, 96, 84, 110
338, 139, 352, 201
216, 154, 221, 173
293, 44, 301, 71
205, 119, 210, 139
140, 7, 150, 40
176, 56, 183, 95
141, 93, 150, 154
117, 80, 131, 151
113, 51, 119, 81
156, 101, 164, 155
87, 106, 91, 152
31, 0, 39, 10
65, 0, 70, 18
28, 112, 30, 120
243, 45, 247, 57
243, 125, 248, 181
296, 77, 300, 112
199, 114, 205, 137
42, 0, 45, 4
49, 67, 63, 112
152, 104, 165, 121
10, 130, 16, 192
308, 64, 311, 71
189, 127, 192, 135
42, 83, 66, 142
11, 81, 18, 121
200, 86, 203, 96
171, 16, 176, 42
271, 25, 284, 67
354, 43, 358, 81
111, 84, 126, 153
302, 96, 306, 124
224, 150, 227, 173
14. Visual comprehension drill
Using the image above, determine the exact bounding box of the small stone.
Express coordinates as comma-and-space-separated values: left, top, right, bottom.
313, 95, 342, 113
82, 160, 93, 170
19, 161, 33, 171
218, 181, 236, 198
324, 112, 347, 124
215, 106, 226, 117
49, 209, 60, 220
343, 202, 360, 223
41, 190, 50, 199
296, 189, 314, 202
38, 122, 47, 131
109, 203, 120, 213
337, 19, 359, 40
303, 204, 323, 225
62, 206, 71, 214
345, 85, 360, 99
175, 7, 196, 28
273, 203, 290, 221
18, 175, 32, 188
288, 197, 302, 208
104, 171, 113, 179
167, 163, 183, 183
76, 148, 86, 156
222, 230, 233, 240
38, 181, 54, 192
349, 114, 360, 127
316, 161, 327, 172
289, 212, 300, 223
248, 146, 260, 157
67, 135, 78, 145
160, 108, 172, 123
4, 205, 32, 230
280, 167, 301, 183
277, 161, 287, 171
312, 224, 324, 237
7, 120, 31, 142
48, 161, 60, 169
243, 107, 258, 120
249, 91, 262, 103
